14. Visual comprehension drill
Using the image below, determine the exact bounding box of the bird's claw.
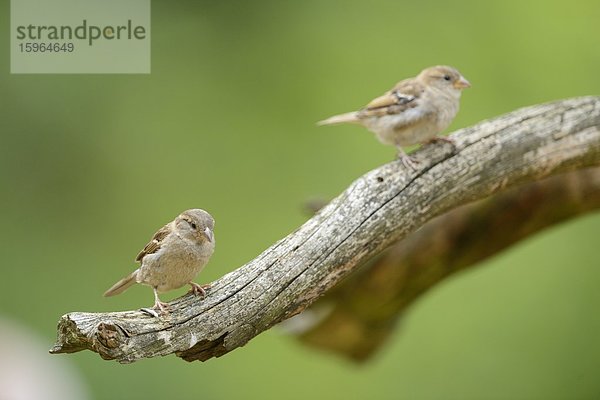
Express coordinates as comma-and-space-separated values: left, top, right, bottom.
142, 300, 170, 317
140, 307, 163, 318
398, 154, 419, 170
426, 135, 455, 145
188, 282, 210, 299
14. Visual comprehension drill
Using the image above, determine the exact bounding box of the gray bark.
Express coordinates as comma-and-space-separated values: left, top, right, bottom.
295, 167, 600, 361
50, 96, 600, 363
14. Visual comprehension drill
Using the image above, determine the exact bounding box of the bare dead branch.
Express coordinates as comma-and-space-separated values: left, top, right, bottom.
294, 167, 600, 361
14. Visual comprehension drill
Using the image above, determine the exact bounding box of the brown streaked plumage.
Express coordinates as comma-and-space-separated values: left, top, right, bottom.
104, 209, 215, 315
318, 65, 471, 168
135, 225, 170, 262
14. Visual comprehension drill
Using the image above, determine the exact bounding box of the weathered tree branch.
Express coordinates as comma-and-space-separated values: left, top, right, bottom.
293, 166, 600, 361
51, 96, 600, 363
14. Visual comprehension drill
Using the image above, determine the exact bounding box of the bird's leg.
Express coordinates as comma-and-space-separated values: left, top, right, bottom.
152, 287, 170, 314
396, 146, 419, 170
188, 281, 210, 298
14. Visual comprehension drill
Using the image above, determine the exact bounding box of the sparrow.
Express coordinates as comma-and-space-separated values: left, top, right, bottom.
104, 208, 215, 314
318, 65, 471, 168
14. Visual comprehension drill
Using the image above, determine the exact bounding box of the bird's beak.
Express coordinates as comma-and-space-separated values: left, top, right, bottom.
454, 77, 471, 89
203, 227, 214, 243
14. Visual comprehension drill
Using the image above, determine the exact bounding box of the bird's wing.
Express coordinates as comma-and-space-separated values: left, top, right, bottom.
358, 78, 426, 119
135, 224, 171, 262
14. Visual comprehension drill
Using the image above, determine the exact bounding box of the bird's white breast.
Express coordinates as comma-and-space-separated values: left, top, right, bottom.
136, 234, 215, 293
363, 88, 460, 147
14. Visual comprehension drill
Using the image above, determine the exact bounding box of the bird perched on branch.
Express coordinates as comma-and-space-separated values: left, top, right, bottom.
318, 65, 471, 168
104, 209, 215, 315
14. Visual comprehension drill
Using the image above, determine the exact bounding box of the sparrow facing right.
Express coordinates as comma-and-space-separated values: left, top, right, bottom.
318, 65, 471, 168
104, 208, 215, 314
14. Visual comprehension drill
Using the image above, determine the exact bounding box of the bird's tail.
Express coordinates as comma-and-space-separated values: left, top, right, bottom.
103, 270, 138, 297
317, 111, 360, 126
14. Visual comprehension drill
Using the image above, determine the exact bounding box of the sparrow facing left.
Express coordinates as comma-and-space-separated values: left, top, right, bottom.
318, 65, 471, 168
104, 208, 215, 314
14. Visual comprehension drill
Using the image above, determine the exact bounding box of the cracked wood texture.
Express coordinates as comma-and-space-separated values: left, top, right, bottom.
51, 96, 600, 363
295, 167, 600, 361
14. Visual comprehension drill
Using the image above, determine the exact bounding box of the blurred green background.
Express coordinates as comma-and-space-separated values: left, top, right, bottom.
1, 0, 600, 399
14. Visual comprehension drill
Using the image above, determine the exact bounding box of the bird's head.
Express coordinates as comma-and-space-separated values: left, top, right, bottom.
418, 65, 471, 94
175, 208, 215, 244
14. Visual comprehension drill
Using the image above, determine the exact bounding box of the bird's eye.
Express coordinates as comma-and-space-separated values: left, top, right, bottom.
443, 75, 451, 81
190, 222, 197, 230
